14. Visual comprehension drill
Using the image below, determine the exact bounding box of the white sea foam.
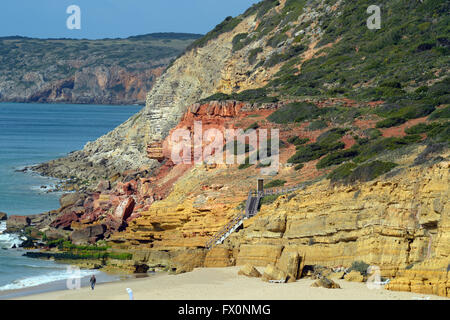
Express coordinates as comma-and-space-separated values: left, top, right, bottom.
0, 267, 100, 291
0, 222, 23, 249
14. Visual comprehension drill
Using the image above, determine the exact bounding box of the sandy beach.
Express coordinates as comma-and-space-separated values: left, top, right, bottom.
11, 267, 449, 300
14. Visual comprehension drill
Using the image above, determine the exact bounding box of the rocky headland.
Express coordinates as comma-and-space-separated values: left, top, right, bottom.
0, 33, 201, 105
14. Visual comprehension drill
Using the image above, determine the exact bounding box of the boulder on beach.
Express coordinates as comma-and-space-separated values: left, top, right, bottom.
50, 211, 80, 230
43, 227, 70, 241
261, 264, 287, 283
329, 271, 345, 280
70, 224, 106, 245
0, 212, 7, 221
276, 250, 301, 281
6, 215, 31, 232
311, 277, 341, 289
344, 270, 365, 282
238, 264, 261, 278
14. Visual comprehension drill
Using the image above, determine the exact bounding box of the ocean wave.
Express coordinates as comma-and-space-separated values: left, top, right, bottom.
0, 222, 23, 249
0, 268, 100, 291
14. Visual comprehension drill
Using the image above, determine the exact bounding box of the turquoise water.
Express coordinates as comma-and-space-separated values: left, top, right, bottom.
0, 102, 141, 295
0, 102, 141, 215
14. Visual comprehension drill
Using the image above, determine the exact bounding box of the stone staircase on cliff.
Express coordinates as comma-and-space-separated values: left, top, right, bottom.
205, 184, 306, 249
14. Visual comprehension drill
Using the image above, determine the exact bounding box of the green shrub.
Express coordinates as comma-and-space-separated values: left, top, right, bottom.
260, 194, 280, 206
288, 141, 345, 164
328, 162, 357, 182
363, 128, 382, 140
235, 88, 279, 103
267, 32, 288, 48
426, 121, 450, 143
404, 122, 435, 135
354, 136, 369, 145
307, 120, 327, 131
428, 106, 450, 120
349, 261, 370, 275
376, 116, 407, 128
316, 149, 359, 169
347, 161, 397, 183
375, 102, 436, 121
287, 136, 309, 146
329, 161, 397, 184
248, 47, 263, 65
246, 122, 259, 131
316, 128, 349, 145
294, 163, 304, 171
47, 238, 65, 248
267, 102, 321, 124
108, 253, 133, 260
232, 33, 249, 52
264, 179, 286, 188
187, 16, 242, 50
354, 136, 421, 163
379, 80, 402, 89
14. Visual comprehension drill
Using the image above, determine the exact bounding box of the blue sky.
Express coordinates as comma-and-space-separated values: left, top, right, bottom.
0, 0, 260, 39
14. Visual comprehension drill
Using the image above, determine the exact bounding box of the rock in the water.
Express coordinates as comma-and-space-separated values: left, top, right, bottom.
344, 270, 365, 282
70, 224, 106, 245
261, 264, 287, 282
0, 212, 7, 221
311, 277, 341, 289
6, 215, 31, 232
238, 264, 261, 278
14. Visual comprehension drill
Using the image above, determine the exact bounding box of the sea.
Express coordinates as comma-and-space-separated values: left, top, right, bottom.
0, 102, 142, 296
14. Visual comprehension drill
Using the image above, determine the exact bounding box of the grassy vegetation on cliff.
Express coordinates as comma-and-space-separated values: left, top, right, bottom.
0, 33, 202, 77
200, 0, 448, 105
203, 0, 449, 185
30, 239, 132, 261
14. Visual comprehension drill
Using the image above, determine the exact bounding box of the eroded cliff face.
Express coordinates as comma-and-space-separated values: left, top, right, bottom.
0, 33, 202, 105
30, 25, 240, 182
33, 0, 338, 184
0, 64, 165, 105
224, 160, 449, 297
105, 134, 449, 296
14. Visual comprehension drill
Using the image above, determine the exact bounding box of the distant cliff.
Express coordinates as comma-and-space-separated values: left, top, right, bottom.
0, 33, 202, 105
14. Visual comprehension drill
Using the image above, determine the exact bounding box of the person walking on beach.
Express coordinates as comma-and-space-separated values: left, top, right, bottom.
90, 275, 96, 290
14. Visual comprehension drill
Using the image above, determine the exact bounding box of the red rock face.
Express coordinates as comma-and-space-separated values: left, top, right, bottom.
79, 208, 102, 224
50, 211, 79, 230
